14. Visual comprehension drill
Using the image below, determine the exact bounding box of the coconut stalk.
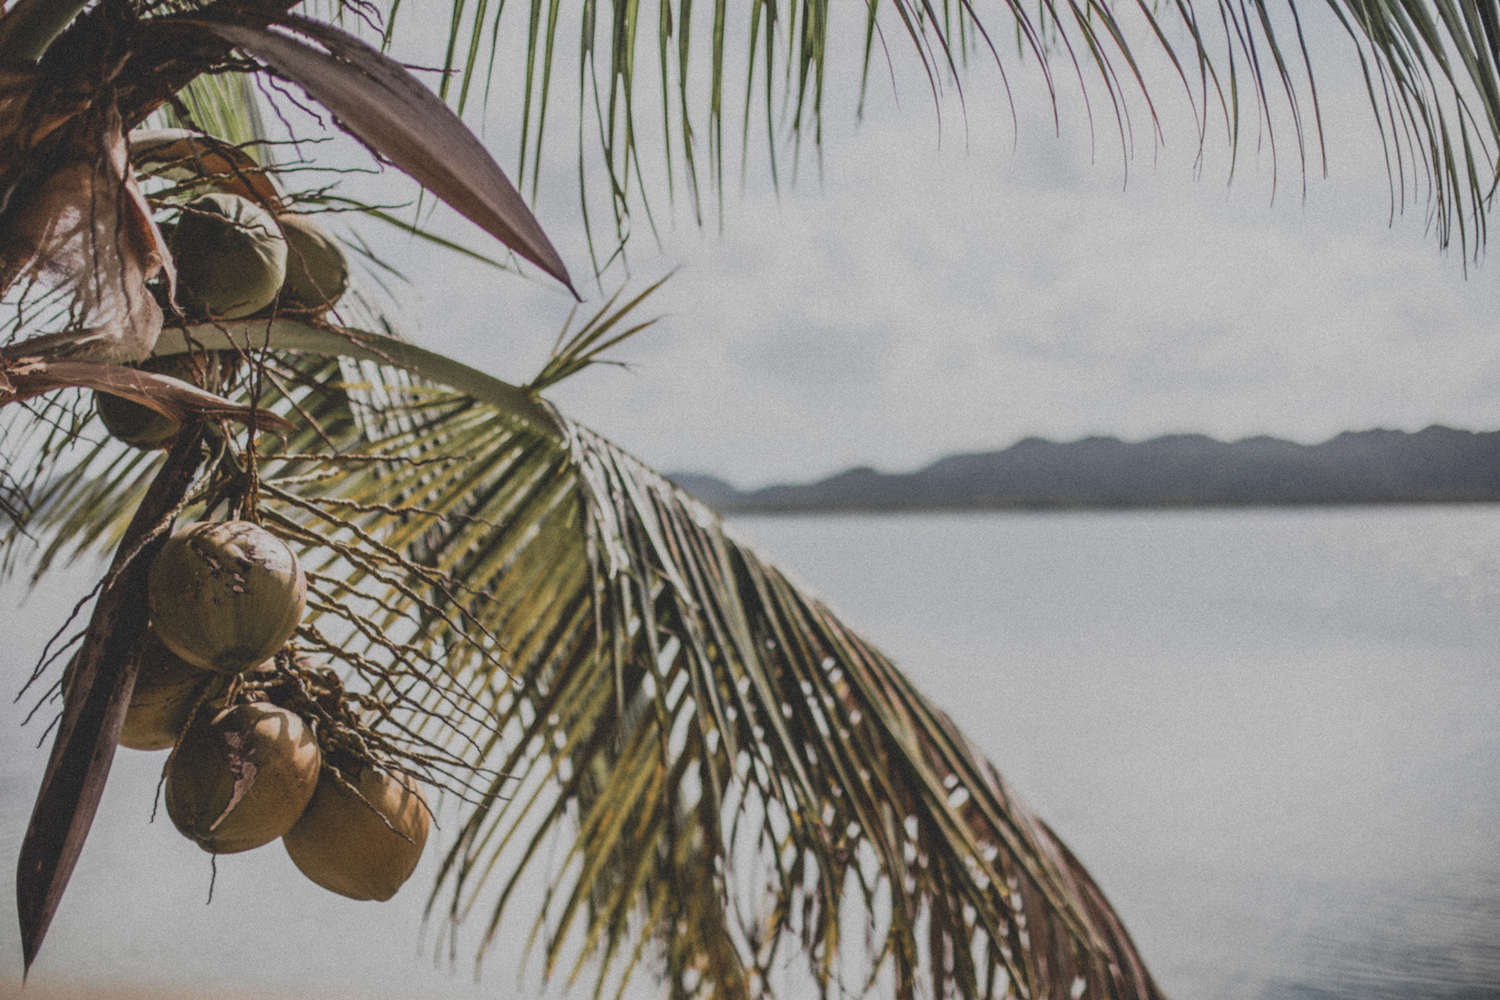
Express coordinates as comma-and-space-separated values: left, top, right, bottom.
153, 319, 565, 437
15, 421, 204, 975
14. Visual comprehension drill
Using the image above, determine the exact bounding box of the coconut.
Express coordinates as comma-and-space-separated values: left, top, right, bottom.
119, 633, 217, 750
283, 763, 429, 901
276, 214, 349, 311
170, 193, 287, 319
148, 521, 306, 673
58, 634, 214, 750
165, 702, 321, 854
94, 353, 204, 449
96, 391, 179, 449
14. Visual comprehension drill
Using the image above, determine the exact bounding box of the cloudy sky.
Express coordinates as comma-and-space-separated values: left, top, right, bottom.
325, 0, 1500, 490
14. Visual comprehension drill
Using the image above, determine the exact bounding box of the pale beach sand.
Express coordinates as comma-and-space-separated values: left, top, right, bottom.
1, 984, 267, 1000
0, 980, 418, 1000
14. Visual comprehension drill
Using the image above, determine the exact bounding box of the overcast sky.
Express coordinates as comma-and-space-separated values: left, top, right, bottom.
317, 1, 1500, 490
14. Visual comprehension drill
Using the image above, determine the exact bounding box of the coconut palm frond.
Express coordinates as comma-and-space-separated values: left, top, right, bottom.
420, 416, 1162, 1000
282, 357, 1163, 1000
2, 0, 1497, 277
160, 71, 275, 153
304, 338, 1165, 999
0, 382, 104, 563
527, 272, 669, 391
1325, 0, 1500, 255
3, 308, 1163, 997
422, 0, 1500, 257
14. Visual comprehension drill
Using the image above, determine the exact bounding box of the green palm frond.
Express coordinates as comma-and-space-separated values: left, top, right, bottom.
163, 72, 274, 152
3, 0, 1495, 269
3, 311, 1162, 999
417, 0, 1500, 258
528, 272, 669, 391
416, 414, 1162, 1000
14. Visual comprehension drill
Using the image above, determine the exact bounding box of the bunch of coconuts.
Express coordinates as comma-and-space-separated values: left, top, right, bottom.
95, 138, 352, 451
76, 138, 428, 898
71, 519, 431, 901
168, 191, 350, 321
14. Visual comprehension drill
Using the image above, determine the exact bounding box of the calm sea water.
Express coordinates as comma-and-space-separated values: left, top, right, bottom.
1, 506, 1497, 999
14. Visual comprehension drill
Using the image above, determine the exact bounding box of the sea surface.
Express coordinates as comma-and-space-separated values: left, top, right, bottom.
1, 505, 1497, 999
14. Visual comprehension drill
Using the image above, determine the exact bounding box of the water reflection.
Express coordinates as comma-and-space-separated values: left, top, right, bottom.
1, 506, 1496, 999
727, 507, 1500, 1000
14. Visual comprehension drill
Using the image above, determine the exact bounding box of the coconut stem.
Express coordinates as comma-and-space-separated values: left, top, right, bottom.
16, 421, 205, 975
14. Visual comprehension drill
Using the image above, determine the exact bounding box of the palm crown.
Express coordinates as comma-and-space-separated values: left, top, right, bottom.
0, 0, 1495, 997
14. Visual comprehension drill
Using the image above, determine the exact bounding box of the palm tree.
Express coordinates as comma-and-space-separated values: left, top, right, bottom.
0, 0, 1495, 998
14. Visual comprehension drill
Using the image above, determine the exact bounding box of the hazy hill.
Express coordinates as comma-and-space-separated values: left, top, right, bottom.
669, 426, 1500, 512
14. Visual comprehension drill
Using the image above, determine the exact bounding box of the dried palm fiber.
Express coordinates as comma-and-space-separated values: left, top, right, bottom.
94, 353, 204, 448
0, 100, 172, 363
0, 66, 39, 174
129, 129, 284, 212
0, 355, 292, 427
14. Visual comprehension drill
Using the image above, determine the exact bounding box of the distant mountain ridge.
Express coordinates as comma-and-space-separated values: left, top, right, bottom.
669, 426, 1500, 512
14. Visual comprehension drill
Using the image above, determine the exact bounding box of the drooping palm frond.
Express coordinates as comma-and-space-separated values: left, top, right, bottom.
410, 0, 1500, 260
416, 416, 1163, 1000
5, 312, 1163, 999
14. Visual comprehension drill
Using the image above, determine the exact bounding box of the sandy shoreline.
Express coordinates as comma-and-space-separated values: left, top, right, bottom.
3, 984, 260, 1000
0, 981, 378, 1000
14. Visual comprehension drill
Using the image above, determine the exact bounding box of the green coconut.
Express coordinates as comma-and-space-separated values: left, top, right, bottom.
119, 633, 218, 751
148, 521, 307, 673
276, 214, 349, 311
170, 193, 287, 319
166, 702, 322, 854
283, 763, 429, 900
94, 354, 205, 450
96, 392, 179, 449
